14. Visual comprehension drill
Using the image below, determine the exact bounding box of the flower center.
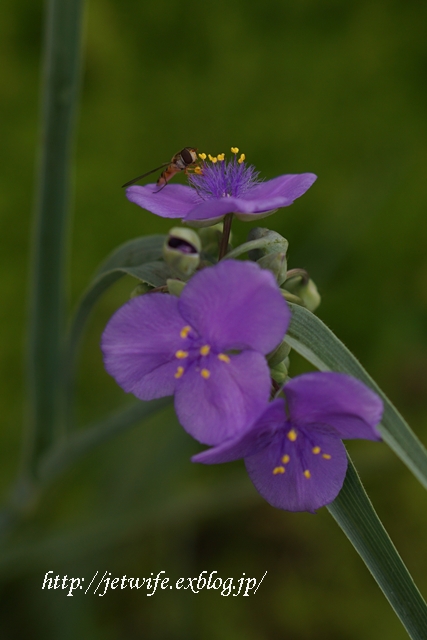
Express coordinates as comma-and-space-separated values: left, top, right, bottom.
271, 428, 332, 479
173, 325, 231, 380
187, 147, 260, 200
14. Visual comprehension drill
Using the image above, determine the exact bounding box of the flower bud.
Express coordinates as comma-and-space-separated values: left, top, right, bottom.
197, 223, 233, 258
130, 282, 151, 298
283, 273, 321, 312
300, 279, 321, 312
267, 340, 291, 368
247, 227, 288, 261
163, 227, 201, 278
257, 251, 288, 285
167, 278, 186, 297
270, 360, 289, 384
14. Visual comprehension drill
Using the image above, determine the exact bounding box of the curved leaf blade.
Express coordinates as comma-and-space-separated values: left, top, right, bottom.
94, 234, 166, 274
64, 235, 171, 429
328, 456, 427, 640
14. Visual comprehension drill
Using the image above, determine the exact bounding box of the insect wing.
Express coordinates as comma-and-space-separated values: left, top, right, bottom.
121, 162, 170, 188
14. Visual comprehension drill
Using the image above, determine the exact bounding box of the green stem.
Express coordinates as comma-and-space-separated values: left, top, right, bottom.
40, 399, 171, 483
218, 213, 233, 259
285, 268, 310, 285
25, 0, 85, 475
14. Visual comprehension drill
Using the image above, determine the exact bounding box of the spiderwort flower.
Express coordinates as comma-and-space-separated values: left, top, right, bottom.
193, 372, 383, 512
126, 148, 317, 226
102, 260, 290, 445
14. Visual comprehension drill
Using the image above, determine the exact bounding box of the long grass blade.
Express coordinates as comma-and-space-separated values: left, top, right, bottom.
328, 457, 427, 640
25, 0, 85, 473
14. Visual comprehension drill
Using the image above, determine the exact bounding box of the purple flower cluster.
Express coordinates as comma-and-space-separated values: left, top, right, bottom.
126, 149, 317, 225
102, 259, 383, 512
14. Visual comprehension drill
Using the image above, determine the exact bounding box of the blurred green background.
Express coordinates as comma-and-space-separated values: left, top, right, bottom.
1, 0, 427, 637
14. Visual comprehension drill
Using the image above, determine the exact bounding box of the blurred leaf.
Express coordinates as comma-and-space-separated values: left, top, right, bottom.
26, 0, 85, 469
64, 235, 170, 428
285, 303, 427, 491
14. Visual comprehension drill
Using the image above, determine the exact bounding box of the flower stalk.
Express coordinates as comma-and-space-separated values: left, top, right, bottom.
218, 213, 234, 259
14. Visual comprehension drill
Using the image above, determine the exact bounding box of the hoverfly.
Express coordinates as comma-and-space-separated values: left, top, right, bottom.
122, 147, 198, 191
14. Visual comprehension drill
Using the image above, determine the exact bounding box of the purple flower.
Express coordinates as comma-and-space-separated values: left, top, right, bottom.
193, 372, 383, 512
126, 149, 317, 226
102, 260, 290, 445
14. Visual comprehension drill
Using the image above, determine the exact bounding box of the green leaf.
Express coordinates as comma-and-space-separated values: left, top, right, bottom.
26, 0, 85, 472
287, 304, 427, 636
285, 303, 427, 490
68, 235, 169, 354
94, 234, 166, 274
328, 456, 427, 640
63, 235, 170, 429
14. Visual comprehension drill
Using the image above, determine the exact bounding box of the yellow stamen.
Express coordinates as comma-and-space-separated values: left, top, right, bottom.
194, 166, 203, 174
175, 366, 184, 379
238, 153, 246, 164
175, 350, 188, 359
282, 454, 290, 464
322, 454, 332, 460
180, 326, 191, 338
217, 153, 225, 161
312, 446, 321, 454
200, 345, 210, 356
208, 154, 215, 162
231, 147, 239, 154
200, 368, 210, 379
218, 353, 230, 363
287, 429, 297, 442
198, 153, 207, 160
273, 466, 285, 475
304, 470, 311, 479
212, 157, 218, 164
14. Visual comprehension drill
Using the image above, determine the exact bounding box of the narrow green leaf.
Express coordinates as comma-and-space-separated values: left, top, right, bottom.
328, 457, 427, 640
26, 0, 85, 472
67, 236, 168, 359
94, 234, 166, 274
285, 303, 427, 490
63, 235, 170, 430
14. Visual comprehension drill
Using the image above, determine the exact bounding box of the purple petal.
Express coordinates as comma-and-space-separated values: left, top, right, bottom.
178, 260, 290, 354
247, 173, 317, 202
245, 431, 348, 512
284, 372, 383, 440
174, 351, 271, 445
184, 197, 251, 221
183, 173, 317, 222
192, 399, 285, 463
102, 293, 185, 400
184, 196, 295, 222
126, 184, 201, 218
